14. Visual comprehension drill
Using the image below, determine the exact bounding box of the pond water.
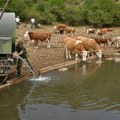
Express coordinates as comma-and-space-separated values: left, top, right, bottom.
0, 59, 120, 120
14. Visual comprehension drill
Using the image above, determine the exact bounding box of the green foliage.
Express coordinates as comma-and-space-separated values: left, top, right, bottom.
48, 0, 65, 21
36, 1, 46, 12
38, 11, 56, 24
81, 0, 120, 27
48, 0, 65, 6
112, 3, 120, 26
22, 6, 40, 22
49, 5, 63, 21
62, 6, 82, 25
4, 0, 120, 26
0, 1, 4, 8
24, 0, 35, 6
7, 0, 27, 19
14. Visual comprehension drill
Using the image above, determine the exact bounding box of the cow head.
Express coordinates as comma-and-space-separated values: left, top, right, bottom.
53, 25, 58, 34
96, 50, 102, 59
81, 51, 87, 61
96, 29, 100, 34
24, 31, 29, 39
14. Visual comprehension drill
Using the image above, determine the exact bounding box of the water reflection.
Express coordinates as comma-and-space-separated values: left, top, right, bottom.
0, 82, 32, 120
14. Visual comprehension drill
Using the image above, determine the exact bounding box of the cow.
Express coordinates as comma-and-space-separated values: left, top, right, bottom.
86, 28, 96, 37
107, 28, 115, 33
96, 28, 108, 38
76, 36, 102, 59
53, 25, 59, 34
96, 28, 115, 38
63, 37, 88, 61
24, 31, 51, 48
109, 36, 120, 48
53, 23, 67, 34
65, 26, 76, 37
94, 37, 111, 48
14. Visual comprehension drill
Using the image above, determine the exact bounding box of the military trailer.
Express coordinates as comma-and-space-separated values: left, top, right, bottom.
0, 12, 16, 84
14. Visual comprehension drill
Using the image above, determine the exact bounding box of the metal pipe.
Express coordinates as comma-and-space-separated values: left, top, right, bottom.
0, 0, 10, 20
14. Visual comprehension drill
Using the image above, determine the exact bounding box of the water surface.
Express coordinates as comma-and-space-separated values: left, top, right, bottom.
0, 60, 120, 120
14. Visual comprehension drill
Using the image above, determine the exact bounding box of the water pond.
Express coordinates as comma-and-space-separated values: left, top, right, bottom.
0, 59, 120, 120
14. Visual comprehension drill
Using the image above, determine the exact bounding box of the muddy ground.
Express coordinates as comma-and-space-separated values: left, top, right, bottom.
16, 25, 120, 75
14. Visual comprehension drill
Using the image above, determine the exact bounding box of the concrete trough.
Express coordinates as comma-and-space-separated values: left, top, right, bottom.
39, 59, 81, 74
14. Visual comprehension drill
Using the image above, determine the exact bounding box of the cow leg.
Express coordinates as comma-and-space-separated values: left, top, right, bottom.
65, 46, 71, 59
65, 46, 69, 59
71, 32, 74, 37
30, 40, 35, 47
68, 51, 72, 59
35, 40, 39, 49
75, 53, 78, 60
30, 40, 38, 48
96, 50, 102, 59
56, 30, 60, 36
47, 41, 50, 48
46, 40, 51, 48
82, 51, 87, 61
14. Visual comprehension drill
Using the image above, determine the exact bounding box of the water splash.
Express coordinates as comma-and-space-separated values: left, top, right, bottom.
29, 75, 51, 82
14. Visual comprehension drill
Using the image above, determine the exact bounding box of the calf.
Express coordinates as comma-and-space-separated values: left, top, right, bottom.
63, 37, 87, 61
24, 31, 51, 48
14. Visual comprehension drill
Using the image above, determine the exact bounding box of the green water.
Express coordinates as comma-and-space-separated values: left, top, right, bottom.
0, 59, 120, 120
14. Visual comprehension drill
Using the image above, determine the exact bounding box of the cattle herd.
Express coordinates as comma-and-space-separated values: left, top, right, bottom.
22, 23, 120, 61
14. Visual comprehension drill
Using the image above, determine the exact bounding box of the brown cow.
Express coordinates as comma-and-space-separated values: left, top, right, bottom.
96, 28, 108, 38
65, 26, 76, 37
94, 37, 111, 47
63, 37, 88, 61
96, 28, 115, 37
53, 24, 67, 34
76, 36, 102, 59
107, 28, 115, 35
24, 31, 51, 48
107, 28, 115, 32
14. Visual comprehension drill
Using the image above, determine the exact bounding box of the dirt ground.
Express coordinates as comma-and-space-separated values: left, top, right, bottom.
16, 25, 120, 74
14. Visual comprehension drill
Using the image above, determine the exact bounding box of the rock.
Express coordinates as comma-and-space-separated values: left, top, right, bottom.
114, 57, 120, 63
58, 67, 68, 72
105, 57, 113, 61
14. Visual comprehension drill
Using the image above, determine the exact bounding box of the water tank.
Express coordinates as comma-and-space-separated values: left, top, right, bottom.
0, 12, 16, 57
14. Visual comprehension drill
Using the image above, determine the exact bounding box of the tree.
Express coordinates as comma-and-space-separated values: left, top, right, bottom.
7, 0, 27, 18
81, 0, 120, 27
2, 0, 119, 26
62, 6, 82, 25
0, 1, 4, 8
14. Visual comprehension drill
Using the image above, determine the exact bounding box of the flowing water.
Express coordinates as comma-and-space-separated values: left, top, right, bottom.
1, 59, 120, 120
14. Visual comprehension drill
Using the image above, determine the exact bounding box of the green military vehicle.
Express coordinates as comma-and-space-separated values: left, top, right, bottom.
0, 11, 16, 84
